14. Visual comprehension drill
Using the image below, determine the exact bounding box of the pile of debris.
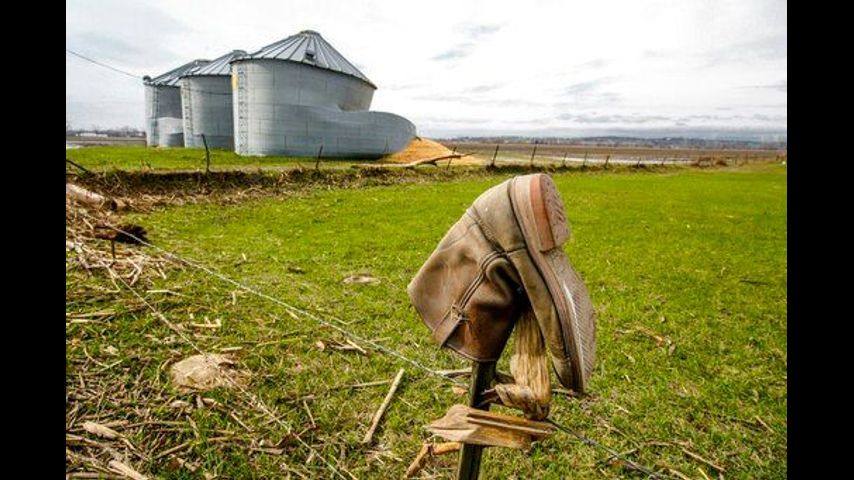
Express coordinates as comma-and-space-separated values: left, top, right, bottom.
66, 182, 176, 285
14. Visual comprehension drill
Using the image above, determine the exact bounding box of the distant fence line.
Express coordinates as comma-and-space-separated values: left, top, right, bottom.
65, 138, 786, 172
447, 142, 786, 169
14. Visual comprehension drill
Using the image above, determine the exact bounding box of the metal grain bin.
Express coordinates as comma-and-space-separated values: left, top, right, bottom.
180, 50, 246, 149
143, 59, 208, 147
231, 30, 415, 157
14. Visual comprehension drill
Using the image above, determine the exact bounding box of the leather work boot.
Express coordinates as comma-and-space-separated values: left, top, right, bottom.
408, 173, 596, 393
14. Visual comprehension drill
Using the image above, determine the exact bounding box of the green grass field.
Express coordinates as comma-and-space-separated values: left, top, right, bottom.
66, 163, 787, 479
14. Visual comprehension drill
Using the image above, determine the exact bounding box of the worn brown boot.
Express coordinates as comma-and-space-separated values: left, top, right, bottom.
408, 173, 596, 393
406, 198, 525, 362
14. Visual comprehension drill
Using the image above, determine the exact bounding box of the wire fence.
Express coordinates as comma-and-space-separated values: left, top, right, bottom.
85, 221, 669, 479
447, 142, 785, 170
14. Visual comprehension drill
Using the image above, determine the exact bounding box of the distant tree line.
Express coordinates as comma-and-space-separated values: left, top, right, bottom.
66, 120, 144, 138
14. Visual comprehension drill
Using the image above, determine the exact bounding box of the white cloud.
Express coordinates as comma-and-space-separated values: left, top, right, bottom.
66, 0, 786, 136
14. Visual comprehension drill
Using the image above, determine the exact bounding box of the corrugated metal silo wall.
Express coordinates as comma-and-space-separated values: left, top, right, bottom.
181, 76, 234, 149
233, 60, 415, 158
146, 85, 184, 147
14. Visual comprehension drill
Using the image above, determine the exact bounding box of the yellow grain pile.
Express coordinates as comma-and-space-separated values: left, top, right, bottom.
382, 138, 482, 165
382, 138, 454, 163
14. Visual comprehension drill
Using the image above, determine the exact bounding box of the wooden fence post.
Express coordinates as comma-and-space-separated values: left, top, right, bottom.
530, 142, 538, 168
201, 133, 211, 174
455, 361, 496, 480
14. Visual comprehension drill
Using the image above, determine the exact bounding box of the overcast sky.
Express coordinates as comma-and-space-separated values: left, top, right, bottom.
66, 0, 786, 139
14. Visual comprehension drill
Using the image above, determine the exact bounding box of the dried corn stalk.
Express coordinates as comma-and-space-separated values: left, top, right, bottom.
493, 309, 551, 419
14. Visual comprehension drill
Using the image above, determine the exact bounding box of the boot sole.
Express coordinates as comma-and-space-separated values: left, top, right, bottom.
509, 174, 594, 393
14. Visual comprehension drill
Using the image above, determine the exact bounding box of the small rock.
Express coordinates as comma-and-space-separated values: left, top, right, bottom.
170, 353, 249, 393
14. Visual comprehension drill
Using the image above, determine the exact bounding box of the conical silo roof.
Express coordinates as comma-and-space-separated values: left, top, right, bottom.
184, 50, 247, 77
241, 30, 375, 88
144, 59, 210, 87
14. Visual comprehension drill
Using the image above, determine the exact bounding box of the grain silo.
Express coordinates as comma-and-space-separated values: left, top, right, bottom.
143, 59, 209, 147
180, 50, 246, 149
231, 30, 416, 157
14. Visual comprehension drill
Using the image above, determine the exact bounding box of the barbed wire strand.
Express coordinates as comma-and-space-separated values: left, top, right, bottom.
546, 419, 663, 479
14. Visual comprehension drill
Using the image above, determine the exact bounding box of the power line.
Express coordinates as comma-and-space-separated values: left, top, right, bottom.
66, 48, 141, 79
66, 48, 234, 96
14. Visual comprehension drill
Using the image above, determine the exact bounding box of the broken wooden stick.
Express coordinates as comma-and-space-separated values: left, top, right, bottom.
362, 368, 405, 444
435, 368, 472, 378
681, 448, 726, 473
404, 442, 462, 478
426, 404, 554, 450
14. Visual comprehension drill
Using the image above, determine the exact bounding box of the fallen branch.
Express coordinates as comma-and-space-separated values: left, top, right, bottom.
362, 368, 405, 444
403, 153, 470, 167
355, 153, 473, 169
67, 183, 126, 211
